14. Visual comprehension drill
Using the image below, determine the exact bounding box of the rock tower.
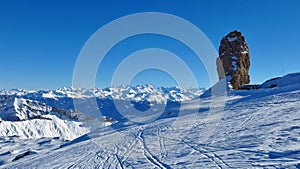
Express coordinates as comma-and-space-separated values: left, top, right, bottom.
216, 30, 250, 89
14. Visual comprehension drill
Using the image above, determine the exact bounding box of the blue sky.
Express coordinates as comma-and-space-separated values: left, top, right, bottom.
0, 0, 299, 90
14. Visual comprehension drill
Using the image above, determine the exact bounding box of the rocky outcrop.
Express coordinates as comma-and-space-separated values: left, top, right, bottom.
216, 30, 250, 89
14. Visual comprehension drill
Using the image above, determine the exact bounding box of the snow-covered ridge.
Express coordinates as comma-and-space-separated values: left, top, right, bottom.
0, 98, 51, 121
0, 115, 89, 140
0, 97, 90, 139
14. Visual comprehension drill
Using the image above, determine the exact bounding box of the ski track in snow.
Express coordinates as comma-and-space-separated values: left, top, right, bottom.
138, 130, 171, 169
158, 127, 168, 160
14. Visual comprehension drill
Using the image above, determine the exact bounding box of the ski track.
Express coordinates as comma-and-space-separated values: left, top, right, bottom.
158, 127, 168, 160
138, 130, 171, 169
115, 154, 125, 169
179, 137, 230, 169
113, 128, 143, 168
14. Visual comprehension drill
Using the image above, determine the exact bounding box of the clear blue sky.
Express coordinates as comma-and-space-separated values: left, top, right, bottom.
0, 0, 299, 90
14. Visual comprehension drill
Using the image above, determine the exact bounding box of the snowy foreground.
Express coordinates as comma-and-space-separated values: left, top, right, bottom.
1, 74, 300, 168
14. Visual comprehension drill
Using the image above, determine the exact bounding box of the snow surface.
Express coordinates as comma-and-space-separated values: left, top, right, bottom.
262, 73, 300, 88
227, 36, 238, 41
0, 73, 299, 168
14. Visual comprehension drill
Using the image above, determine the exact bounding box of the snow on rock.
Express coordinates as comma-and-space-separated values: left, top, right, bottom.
227, 36, 238, 41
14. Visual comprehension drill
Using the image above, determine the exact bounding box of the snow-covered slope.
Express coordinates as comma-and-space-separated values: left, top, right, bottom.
1, 73, 300, 168
0, 98, 51, 121
0, 97, 90, 140
261, 72, 300, 88
0, 115, 89, 140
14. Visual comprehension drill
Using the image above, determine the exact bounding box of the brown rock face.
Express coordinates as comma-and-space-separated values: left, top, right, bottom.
216, 30, 250, 89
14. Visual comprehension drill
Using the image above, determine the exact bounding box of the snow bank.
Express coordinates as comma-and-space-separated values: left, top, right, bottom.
262, 72, 300, 88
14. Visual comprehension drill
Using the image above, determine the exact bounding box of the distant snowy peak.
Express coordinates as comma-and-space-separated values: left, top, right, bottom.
0, 85, 204, 103
0, 85, 204, 123
0, 89, 35, 97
